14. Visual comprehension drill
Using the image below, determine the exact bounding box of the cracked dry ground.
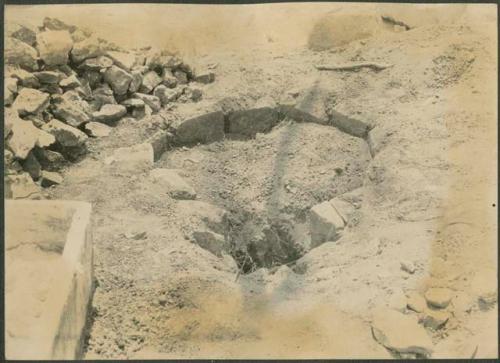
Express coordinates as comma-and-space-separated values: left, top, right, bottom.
47, 19, 497, 359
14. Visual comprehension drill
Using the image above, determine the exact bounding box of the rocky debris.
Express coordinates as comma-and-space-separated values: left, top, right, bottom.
5, 37, 39, 71
425, 288, 453, 309
309, 201, 345, 247
43, 17, 77, 33
140, 71, 163, 93
174, 111, 225, 145
371, 308, 434, 358
91, 85, 117, 110
106, 50, 136, 71
42, 119, 88, 148
406, 291, 427, 313
21, 151, 42, 180
147, 130, 173, 161
36, 30, 73, 66
4, 173, 42, 199
420, 309, 450, 330
7, 117, 55, 159
146, 52, 182, 70
194, 70, 215, 84
129, 70, 143, 93
40, 170, 63, 187
228, 106, 280, 137
104, 143, 154, 173
149, 168, 197, 200
82, 70, 103, 89
153, 85, 182, 106
5, 77, 18, 106
400, 260, 416, 274
34, 71, 63, 84
104, 66, 133, 95
59, 74, 82, 90
71, 37, 101, 62
174, 70, 189, 84
33, 148, 67, 171
8, 68, 40, 88
132, 93, 161, 112
12, 88, 50, 117
161, 69, 178, 88
182, 86, 203, 102
8, 23, 37, 46
191, 230, 227, 257
79, 55, 114, 71
51, 90, 92, 127
85, 122, 113, 137
92, 104, 127, 124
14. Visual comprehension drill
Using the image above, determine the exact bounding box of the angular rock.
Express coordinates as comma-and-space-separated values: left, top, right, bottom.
280, 84, 329, 124
104, 65, 133, 95
32, 148, 67, 171
91, 84, 117, 110
40, 171, 63, 187
161, 68, 178, 88
38, 84, 63, 95
70, 36, 101, 63
78, 55, 113, 71
406, 291, 427, 313
183, 86, 203, 102
36, 30, 73, 66
149, 168, 196, 200
132, 107, 146, 119
51, 90, 92, 127
129, 70, 143, 93
5, 37, 39, 71
191, 230, 227, 257
174, 70, 188, 84
33, 71, 63, 84
329, 197, 357, 225
147, 130, 173, 161
153, 85, 182, 106
107, 50, 137, 71
12, 88, 50, 117
105, 143, 154, 173
132, 93, 161, 112
43, 17, 77, 33
8, 68, 40, 88
121, 98, 145, 108
4, 173, 42, 199
425, 288, 453, 309
21, 151, 42, 180
92, 104, 127, 124
228, 107, 280, 137
146, 53, 182, 70
400, 260, 416, 274
59, 74, 82, 89
194, 70, 215, 84
9, 23, 37, 46
81, 70, 102, 89
85, 122, 112, 137
174, 111, 225, 146
42, 119, 88, 147
70, 29, 88, 43
309, 201, 345, 247
5, 77, 18, 106
371, 308, 433, 358
420, 309, 450, 330
140, 71, 162, 93
367, 126, 393, 157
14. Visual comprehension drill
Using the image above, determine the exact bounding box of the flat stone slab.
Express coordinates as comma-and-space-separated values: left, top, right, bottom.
149, 168, 196, 200
5, 200, 93, 359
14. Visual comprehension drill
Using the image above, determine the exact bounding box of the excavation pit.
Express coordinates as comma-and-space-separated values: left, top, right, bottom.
158, 118, 371, 273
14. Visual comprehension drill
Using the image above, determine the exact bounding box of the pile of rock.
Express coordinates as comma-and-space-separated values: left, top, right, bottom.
4, 17, 215, 199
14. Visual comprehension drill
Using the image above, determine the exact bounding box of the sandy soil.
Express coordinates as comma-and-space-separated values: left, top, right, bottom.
27, 4, 499, 359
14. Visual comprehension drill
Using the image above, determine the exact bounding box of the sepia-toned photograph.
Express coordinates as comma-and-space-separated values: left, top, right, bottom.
3, 1, 498, 360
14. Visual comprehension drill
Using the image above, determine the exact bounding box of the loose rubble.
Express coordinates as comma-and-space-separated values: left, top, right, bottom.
4, 16, 209, 198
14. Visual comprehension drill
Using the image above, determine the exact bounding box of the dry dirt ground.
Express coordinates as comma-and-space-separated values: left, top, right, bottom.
42, 9, 498, 359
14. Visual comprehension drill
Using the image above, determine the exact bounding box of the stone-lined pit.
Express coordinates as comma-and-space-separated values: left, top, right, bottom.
157, 109, 372, 274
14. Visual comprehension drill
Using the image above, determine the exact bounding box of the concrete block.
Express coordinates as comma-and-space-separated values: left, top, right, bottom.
5, 200, 93, 359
